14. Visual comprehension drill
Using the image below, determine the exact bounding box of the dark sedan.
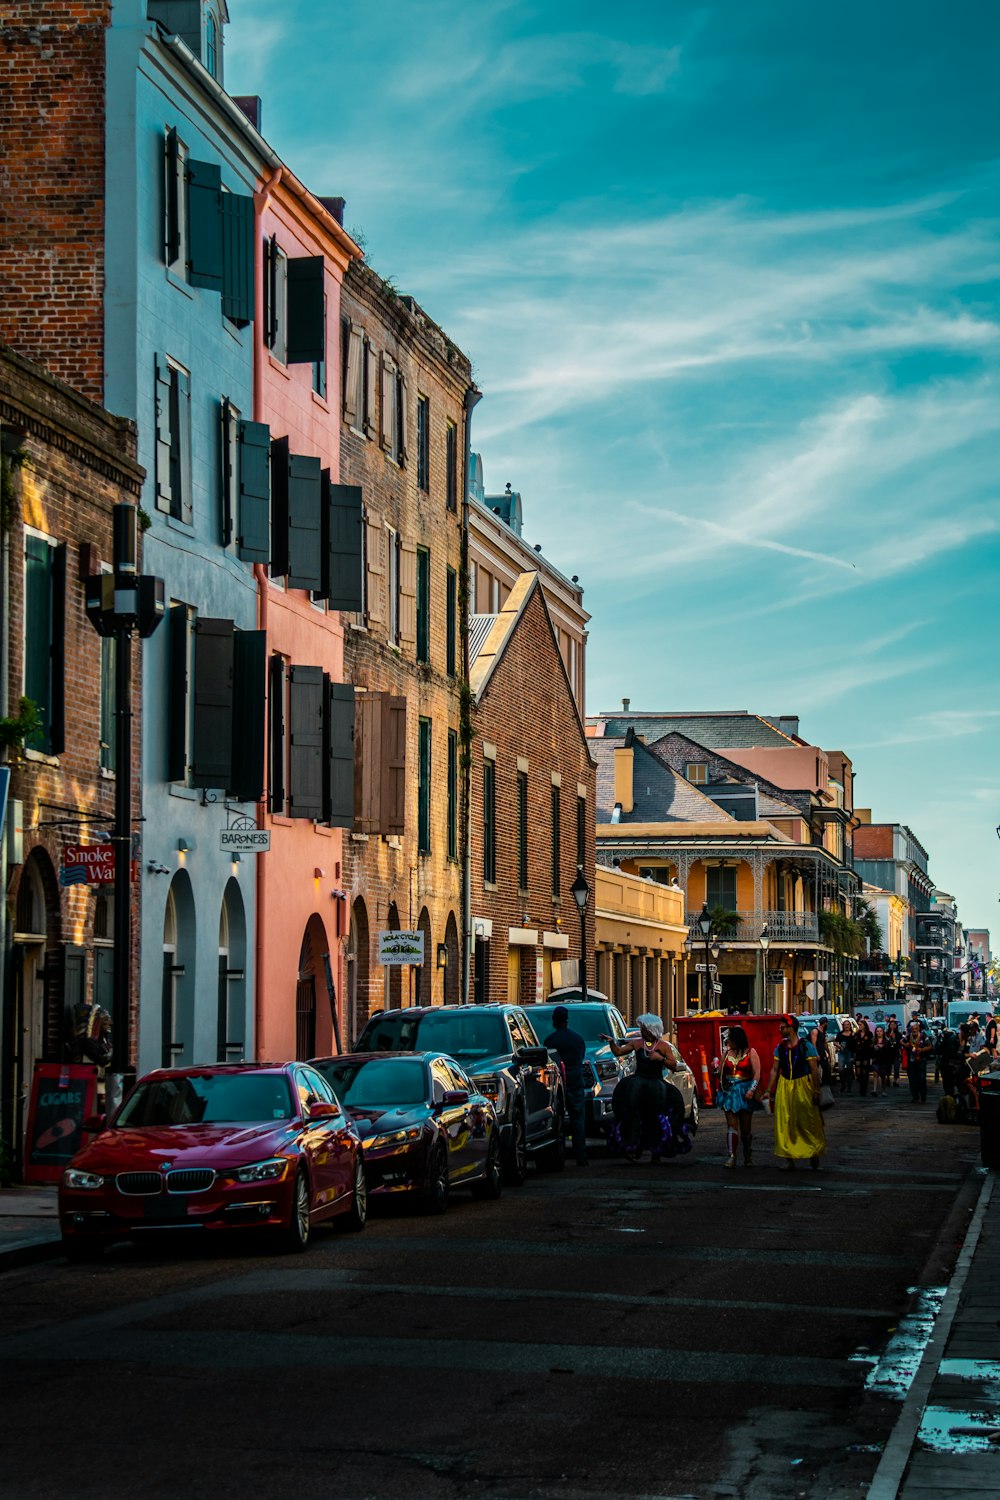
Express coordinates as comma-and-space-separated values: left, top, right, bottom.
310, 1052, 502, 1213
58, 1063, 366, 1260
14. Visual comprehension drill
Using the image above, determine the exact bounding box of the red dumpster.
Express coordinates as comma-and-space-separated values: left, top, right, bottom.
676, 1013, 788, 1103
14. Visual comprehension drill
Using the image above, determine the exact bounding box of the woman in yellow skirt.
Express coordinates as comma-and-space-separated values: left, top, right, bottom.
765, 1014, 826, 1171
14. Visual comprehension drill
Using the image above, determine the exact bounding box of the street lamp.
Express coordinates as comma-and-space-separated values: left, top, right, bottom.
759, 924, 770, 1014
698, 903, 713, 1010
571, 866, 590, 1003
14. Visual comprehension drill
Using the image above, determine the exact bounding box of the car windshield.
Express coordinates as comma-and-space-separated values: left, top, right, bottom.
414, 1012, 508, 1059
116, 1073, 293, 1127
318, 1058, 427, 1107
530, 1006, 609, 1043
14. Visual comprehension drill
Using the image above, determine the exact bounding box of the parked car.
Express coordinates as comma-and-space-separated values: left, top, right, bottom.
352, 1005, 565, 1184
58, 1062, 366, 1261
622, 1026, 699, 1127
310, 1051, 502, 1212
526, 993, 633, 1136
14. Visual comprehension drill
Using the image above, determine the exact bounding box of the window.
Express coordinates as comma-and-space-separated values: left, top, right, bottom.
155, 355, 192, 524
380, 355, 407, 463
268, 655, 288, 814
483, 760, 496, 884
551, 784, 561, 896
265, 239, 287, 362
221, 398, 271, 562
685, 762, 708, 785
354, 692, 406, 836
416, 546, 430, 664
517, 772, 528, 891
23, 532, 66, 755
205, 11, 218, 79
577, 792, 586, 869
164, 129, 189, 277
705, 866, 738, 911
312, 293, 327, 396
99, 566, 116, 772
163, 130, 253, 324
418, 717, 432, 854
387, 527, 400, 646
264, 238, 326, 366
446, 420, 457, 512
342, 321, 372, 432
447, 729, 458, 860
168, 607, 266, 800
416, 395, 430, 491
268, 660, 354, 824
446, 567, 457, 676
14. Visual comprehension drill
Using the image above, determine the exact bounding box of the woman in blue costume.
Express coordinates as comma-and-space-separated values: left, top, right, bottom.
715, 1024, 761, 1168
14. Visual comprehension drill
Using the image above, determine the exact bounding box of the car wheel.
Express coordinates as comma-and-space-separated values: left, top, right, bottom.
473, 1129, 503, 1200
537, 1107, 566, 1172
690, 1095, 700, 1130
423, 1141, 450, 1215
278, 1164, 311, 1253
502, 1106, 528, 1186
337, 1152, 368, 1233
63, 1236, 106, 1265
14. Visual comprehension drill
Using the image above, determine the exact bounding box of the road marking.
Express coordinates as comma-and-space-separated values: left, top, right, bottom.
335, 1235, 905, 1268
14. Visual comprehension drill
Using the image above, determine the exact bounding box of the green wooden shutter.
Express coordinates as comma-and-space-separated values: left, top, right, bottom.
383, 695, 406, 837
281, 452, 322, 592
191, 617, 234, 788
324, 478, 363, 611
220, 190, 254, 324
49, 543, 66, 755
186, 157, 223, 291
286, 255, 325, 364
237, 419, 271, 564
446, 567, 457, 676
155, 355, 175, 514
324, 681, 355, 829
230, 629, 266, 802
165, 126, 182, 266
268, 654, 285, 814
288, 665, 324, 820
167, 603, 190, 782
447, 728, 458, 859
270, 436, 290, 577
416, 547, 430, 663
24, 536, 53, 753
418, 716, 431, 853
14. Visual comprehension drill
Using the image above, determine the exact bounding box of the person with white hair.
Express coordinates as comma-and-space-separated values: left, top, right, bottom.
601, 1014, 685, 1161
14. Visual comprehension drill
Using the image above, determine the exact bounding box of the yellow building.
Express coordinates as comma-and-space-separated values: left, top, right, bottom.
593, 866, 688, 1031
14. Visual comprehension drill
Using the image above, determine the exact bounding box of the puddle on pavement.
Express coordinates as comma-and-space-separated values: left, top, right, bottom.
849, 1285, 946, 1399
917, 1406, 1000, 1453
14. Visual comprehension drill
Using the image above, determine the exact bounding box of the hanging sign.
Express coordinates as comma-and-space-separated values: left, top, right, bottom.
378, 930, 425, 966
220, 829, 271, 853
60, 843, 139, 886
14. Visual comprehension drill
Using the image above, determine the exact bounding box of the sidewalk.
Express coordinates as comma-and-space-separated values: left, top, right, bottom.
869, 1168, 1000, 1498
0, 1183, 62, 1269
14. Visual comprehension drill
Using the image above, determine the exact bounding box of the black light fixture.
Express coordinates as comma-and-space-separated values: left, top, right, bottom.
759, 924, 770, 954
571, 866, 590, 1003
698, 903, 714, 1010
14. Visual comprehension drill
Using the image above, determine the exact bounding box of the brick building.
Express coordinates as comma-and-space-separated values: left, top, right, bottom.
468, 573, 596, 1006
0, 345, 144, 1165
339, 260, 477, 1038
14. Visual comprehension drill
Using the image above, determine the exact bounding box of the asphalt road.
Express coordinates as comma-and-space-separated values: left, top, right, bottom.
0, 1086, 984, 1500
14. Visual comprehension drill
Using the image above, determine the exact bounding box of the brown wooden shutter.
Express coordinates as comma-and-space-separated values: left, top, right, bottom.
380, 355, 394, 452
363, 340, 376, 437
353, 691, 381, 835
365, 514, 386, 627
343, 323, 362, 426
399, 539, 417, 648
382, 694, 406, 837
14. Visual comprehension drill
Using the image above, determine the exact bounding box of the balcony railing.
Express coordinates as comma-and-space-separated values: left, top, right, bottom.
686, 910, 820, 944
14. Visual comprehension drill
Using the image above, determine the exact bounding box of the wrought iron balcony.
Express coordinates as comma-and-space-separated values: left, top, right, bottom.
685, 910, 820, 944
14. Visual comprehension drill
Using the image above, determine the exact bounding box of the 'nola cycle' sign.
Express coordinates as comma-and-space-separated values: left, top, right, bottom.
378, 930, 425, 965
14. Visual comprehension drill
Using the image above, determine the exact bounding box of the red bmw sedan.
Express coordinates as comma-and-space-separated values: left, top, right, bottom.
58, 1062, 366, 1261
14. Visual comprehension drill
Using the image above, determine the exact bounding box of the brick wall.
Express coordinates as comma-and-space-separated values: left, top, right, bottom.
0, 4, 111, 401
1, 345, 145, 1078
339, 261, 474, 1033
854, 824, 893, 860
469, 581, 597, 1007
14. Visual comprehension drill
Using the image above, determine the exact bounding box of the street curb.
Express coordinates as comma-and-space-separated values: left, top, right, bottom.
867, 1168, 996, 1500
0, 1234, 63, 1272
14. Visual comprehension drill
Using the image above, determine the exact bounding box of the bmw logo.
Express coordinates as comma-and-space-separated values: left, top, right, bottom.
161, 1163, 172, 1172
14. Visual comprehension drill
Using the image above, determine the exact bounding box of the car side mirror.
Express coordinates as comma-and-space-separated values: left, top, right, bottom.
513, 1046, 549, 1068
441, 1089, 469, 1106
82, 1113, 105, 1133
306, 1101, 340, 1121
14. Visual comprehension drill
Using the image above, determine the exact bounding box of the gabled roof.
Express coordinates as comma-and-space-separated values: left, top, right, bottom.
591, 736, 736, 825
589, 711, 797, 748
648, 732, 808, 821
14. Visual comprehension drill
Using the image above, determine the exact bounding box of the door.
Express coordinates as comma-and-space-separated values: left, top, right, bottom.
294, 1066, 351, 1211
430, 1057, 475, 1181
510, 1010, 554, 1145
296, 976, 316, 1061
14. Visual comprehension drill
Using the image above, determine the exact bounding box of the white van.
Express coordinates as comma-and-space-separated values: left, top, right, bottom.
947, 1000, 989, 1031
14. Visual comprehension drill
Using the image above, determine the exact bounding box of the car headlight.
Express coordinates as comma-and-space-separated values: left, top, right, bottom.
231, 1158, 288, 1183
473, 1074, 504, 1107
368, 1127, 422, 1151
63, 1168, 103, 1190
596, 1060, 619, 1081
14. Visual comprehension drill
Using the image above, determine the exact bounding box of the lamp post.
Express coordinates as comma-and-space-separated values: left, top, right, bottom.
698, 903, 712, 1011
571, 866, 590, 1003
759, 924, 770, 1014
85, 504, 164, 1110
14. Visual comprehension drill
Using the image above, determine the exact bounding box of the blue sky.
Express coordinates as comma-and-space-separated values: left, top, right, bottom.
227, 0, 1000, 931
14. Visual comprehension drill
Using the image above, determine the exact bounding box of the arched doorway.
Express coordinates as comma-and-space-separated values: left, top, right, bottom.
12, 848, 60, 1150
417, 907, 432, 1006
386, 901, 402, 1010
443, 912, 460, 1004
347, 897, 370, 1044
162, 870, 196, 1067
296, 913, 330, 1060
217, 879, 247, 1062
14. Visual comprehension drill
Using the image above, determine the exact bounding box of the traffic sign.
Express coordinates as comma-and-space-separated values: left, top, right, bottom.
712, 983, 723, 993
696, 963, 719, 974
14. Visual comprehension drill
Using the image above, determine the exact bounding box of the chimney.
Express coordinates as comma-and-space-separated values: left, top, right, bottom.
614, 746, 634, 816
622, 697, 630, 712
233, 96, 263, 131
318, 196, 346, 226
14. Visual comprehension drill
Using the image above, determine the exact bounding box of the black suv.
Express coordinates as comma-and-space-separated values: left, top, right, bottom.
353, 1005, 566, 1184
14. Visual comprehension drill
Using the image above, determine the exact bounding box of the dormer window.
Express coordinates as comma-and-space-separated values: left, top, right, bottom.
685, 762, 708, 785
205, 12, 218, 78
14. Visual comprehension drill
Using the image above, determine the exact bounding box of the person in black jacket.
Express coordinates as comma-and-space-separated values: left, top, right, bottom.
543, 1006, 588, 1166
853, 1017, 874, 1097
